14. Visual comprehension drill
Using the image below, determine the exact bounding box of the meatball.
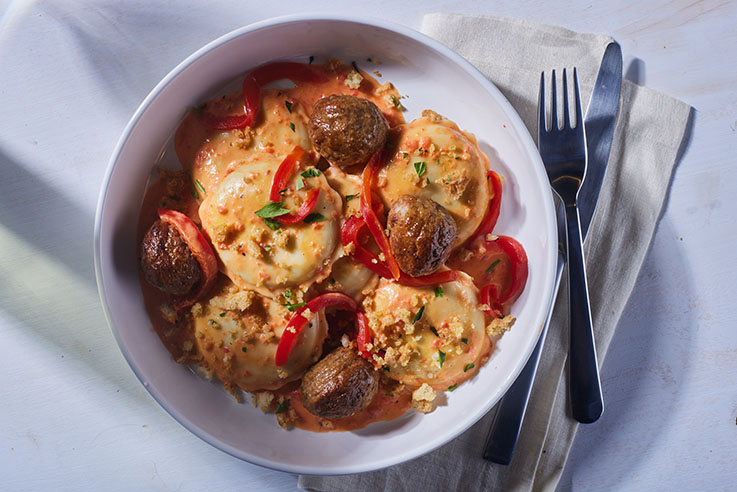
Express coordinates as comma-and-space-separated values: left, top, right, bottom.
308, 94, 388, 167
140, 219, 201, 295
387, 195, 458, 277
300, 346, 379, 419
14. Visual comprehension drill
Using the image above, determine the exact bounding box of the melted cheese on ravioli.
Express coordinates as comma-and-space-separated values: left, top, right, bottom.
174, 90, 311, 192
199, 153, 342, 296
193, 284, 327, 391
376, 111, 490, 246
363, 272, 490, 389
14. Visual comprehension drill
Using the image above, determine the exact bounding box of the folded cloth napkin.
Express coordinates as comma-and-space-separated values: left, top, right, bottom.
299, 13, 692, 492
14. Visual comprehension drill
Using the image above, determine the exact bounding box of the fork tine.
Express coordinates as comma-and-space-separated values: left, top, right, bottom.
551, 69, 558, 130
562, 68, 571, 129
538, 71, 546, 134
573, 67, 583, 131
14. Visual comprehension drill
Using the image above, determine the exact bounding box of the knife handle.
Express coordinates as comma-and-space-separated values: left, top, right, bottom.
565, 204, 604, 423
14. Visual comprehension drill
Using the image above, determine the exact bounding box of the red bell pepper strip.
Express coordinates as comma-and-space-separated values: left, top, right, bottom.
275, 292, 360, 366
157, 208, 219, 310
198, 75, 260, 131
360, 149, 401, 279
241, 74, 260, 127
276, 188, 320, 225
478, 235, 528, 316
469, 170, 503, 243
341, 215, 460, 287
198, 111, 251, 131
480, 284, 504, 318
199, 62, 328, 131
265, 146, 320, 224
249, 62, 329, 86
494, 235, 528, 304
356, 312, 372, 360
270, 146, 307, 201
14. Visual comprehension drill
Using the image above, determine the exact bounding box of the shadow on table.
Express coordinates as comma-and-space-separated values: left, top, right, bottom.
0, 146, 150, 403
557, 218, 697, 491
39, 1, 250, 112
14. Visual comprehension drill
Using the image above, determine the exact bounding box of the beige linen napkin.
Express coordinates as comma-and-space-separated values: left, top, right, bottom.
300, 13, 692, 492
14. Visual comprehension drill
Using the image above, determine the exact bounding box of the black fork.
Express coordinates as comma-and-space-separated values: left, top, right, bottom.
539, 68, 603, 424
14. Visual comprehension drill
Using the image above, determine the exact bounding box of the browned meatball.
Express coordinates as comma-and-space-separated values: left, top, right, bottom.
387, 195, 458, 277
308, 94, 388, 167
300, 346, 379, 419
140, 219, 201, 295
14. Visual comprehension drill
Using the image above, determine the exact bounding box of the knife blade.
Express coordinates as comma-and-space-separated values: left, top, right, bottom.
579, 41, 622, 239
483, 42, 623, 463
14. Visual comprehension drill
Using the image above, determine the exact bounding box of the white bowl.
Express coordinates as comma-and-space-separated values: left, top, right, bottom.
94, 14, 557, 475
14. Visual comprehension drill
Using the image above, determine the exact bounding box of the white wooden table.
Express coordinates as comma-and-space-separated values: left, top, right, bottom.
1, 1, 735, 490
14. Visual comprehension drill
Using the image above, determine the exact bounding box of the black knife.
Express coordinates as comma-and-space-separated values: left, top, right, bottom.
579, 42, 622, 237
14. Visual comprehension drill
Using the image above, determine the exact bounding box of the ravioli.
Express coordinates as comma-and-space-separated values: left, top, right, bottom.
192, 282, 327, 391
174, 89, 312, 192
362, 272, 490, 390
376, 111, 491, 246
199, 153, 342, 296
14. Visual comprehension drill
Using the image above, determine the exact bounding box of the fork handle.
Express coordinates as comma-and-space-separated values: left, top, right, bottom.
565, 203, 604, 423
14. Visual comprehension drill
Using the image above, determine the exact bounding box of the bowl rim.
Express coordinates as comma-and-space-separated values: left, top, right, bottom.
94, 12, 558, 475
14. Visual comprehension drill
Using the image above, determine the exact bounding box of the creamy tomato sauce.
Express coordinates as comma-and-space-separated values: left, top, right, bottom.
137, 59, 527, 433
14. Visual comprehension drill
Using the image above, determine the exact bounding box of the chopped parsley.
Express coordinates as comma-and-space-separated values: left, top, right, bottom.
301, 168, 322, 178
438, 350, 446, 368
412, 306, 425, 324
434, 286, 444, 298
414, 161, 427, 178
345, 193, 359, 202
263, 218, 281, 230
284, 302, 307, 312
241, 347, 248, 353
464, 363, 475, 372
289, 122, 295, 132
390, 94, 402, 109
275, 400, 289, 414
278, 187, 287, 196
263, 245, 271, 252
429, 326, 439, 337
303, 213, 326, 224
255, 201, 290, 218
296, 176, 305, 190
285, 100, 293, 113
194, 179, 206, 196
219, 312, 226, 317
284, 289, 291, 299
191, 179, 200, 200
447, 384, 458, 392
486, 259, 501, 274
461, 337, 468, 344
402, 152, 409, 158
168, 194, 181, 201
382, 365, 391, 372
327, 278, 336, 285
